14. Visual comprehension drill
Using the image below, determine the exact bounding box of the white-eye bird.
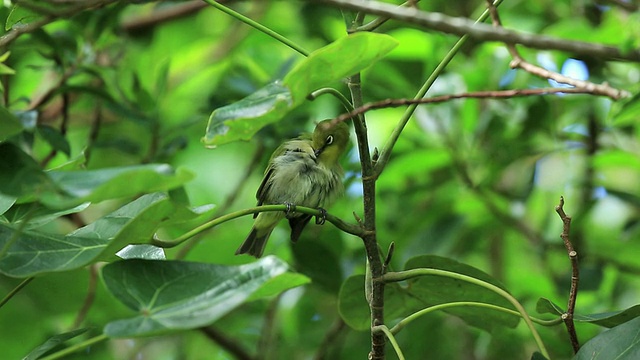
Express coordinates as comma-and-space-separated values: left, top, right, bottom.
235, 119, 350, 258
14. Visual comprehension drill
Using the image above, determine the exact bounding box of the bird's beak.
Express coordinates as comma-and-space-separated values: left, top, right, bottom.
314, 147, 324, 158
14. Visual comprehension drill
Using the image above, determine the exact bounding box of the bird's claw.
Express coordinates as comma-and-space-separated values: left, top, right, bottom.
284, 202, 297, 219
315, 208, 327, 225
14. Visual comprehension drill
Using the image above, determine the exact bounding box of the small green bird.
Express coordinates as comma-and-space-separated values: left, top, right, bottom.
235, 119, 350, 258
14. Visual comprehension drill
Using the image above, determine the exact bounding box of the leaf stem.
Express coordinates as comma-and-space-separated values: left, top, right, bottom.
202, 0, 309, 57
39, 333, 108, 360
308, 87, 355, 113
390, 301, 561, 334
383, 269, 549, 358
372, 325, 405, 360
152, 205, 363, 248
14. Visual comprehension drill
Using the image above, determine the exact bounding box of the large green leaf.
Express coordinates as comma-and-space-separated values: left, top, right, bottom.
283, 32, 398, 105
574, 316, 640, 359
0, 193, 193, 277
537, 298, 640, 328
102, 256, 303, 337
202, 32, 398, 147
339, 256, 520, 332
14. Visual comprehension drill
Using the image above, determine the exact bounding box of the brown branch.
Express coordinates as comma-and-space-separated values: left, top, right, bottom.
0, 0, 117, 48
483, 0, 628, 100
120, 1, 208, 33
330, 87, 601, 126
316, 0, 640, 62
555, 196, 580, 353
71, 264, 98, 329
200, 326, 253, 360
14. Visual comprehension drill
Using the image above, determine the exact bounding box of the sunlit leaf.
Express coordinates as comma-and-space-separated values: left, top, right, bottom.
202, 32, 398, 147
574, 317, 640, 359
116, 245, 166, 260
102, 256, 297, 337
202, 81, 292, 147
283, 32, 398, 105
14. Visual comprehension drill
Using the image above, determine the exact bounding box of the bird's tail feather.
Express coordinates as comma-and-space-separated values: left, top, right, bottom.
235, 227, 272, 258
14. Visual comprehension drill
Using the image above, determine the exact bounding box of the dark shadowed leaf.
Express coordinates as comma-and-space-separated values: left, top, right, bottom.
574, 316, 640, 359
537, 298, 640, 328
402, 255, 519, 332
0, 106, 23, 141
102, 256, 301, 337
23, 328, 91, 360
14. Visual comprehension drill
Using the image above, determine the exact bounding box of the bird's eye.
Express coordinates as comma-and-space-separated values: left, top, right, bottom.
326, 135, 334, 145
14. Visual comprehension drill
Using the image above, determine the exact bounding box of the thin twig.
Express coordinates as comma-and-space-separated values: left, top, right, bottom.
331, 87, 600, 127
316, 0, 640, 63
555, 196, 580, 353
313, 319, 347, 360
0, 277, 34, 309
257, 293, 282, 359
71, 264, 98, 329
200, 327, 253, 360
483, 0, 628, 100
120, 1, 208, 33
0, 0, 117, 48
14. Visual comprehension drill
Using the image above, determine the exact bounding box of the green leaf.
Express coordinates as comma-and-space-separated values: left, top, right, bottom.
42, 164, 194, 209
102, 256, 298, 337
0, 193, 16, 216
0, 222, 108, 278
5, 4, 43, 31
0, 107, 25, 142
536, 297, 564, 316
609, 90, 640, 127
0, 143, 193, 208
37, 125, 71, 157
247, 272, 311, 301
202, 81, 292, 147
574, 316, 640, 359
0, 193, 182, 277
116, 245, 166, 260
4, 202, 90, 229
23, 328, 91, 360
283, 32, 398, 105
338, 275, 370, 331
402, 255, 519, 332
202, 32, 398, 147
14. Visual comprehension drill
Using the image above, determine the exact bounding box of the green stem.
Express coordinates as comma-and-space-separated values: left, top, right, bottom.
202, 0, 309, 57
372, 325, 405, 360
152, 205, 363, 248
308, 87, 355, 113
383, 268, 549, 358
373, 0, 504, 177
0, 277, 34, 309
39, 333, 108, 360
390, 301, 561, 334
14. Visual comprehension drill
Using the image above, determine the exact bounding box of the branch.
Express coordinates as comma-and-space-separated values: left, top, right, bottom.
152, 204, 364, 248
0, 0, 117, 48
120, 1, 208, 33
316, 0, 640, 62
555, 196, 580, 353
330, 87, 607, 128
482, 0, 628, 100
200, 327, 253, 360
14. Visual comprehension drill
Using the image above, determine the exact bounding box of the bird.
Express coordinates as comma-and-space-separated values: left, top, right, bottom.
235, 119, 350, 258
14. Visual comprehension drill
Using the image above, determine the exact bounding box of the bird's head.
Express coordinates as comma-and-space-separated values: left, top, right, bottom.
311, 119, 350, 167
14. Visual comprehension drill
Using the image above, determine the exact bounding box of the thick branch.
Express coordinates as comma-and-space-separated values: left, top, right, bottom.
316, 0, 640, 62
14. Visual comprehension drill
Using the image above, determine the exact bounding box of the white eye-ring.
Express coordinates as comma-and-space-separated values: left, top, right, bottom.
326, 135, 334, 145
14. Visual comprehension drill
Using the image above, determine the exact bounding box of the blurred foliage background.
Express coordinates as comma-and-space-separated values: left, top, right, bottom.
1, 0, 640, 359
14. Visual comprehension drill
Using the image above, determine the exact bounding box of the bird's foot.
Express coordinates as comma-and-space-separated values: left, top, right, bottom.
284, 202, 297, 219
315, 208, 327, 225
